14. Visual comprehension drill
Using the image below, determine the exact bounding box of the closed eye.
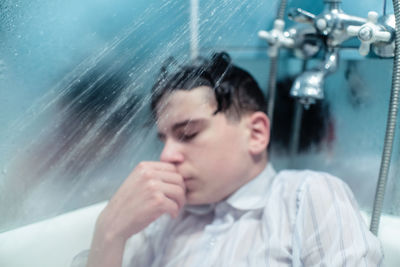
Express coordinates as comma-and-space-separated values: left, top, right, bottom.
178, 132, 198, 142
157, 132, 166, 143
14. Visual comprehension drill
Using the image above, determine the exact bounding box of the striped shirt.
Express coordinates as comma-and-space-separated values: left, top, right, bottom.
75, 164, 384, 266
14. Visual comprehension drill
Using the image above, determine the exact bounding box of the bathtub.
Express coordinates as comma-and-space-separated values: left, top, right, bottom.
0, 202, 398, 267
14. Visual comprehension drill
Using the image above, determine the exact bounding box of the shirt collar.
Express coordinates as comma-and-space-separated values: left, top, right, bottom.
184, 164, 276, 215
225, 163, 276, 210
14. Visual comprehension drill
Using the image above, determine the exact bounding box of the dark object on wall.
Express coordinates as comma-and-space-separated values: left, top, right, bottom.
270, 77, 334, 153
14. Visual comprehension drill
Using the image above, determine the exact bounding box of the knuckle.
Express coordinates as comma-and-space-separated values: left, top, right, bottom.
136, 162, 147, 171
151, 192, 164, 207
142, 169, 151, 179
171, 203, 179, 216
172, 201, 179, 210
178, 186, 185, 196
147, 179, 159, 190
136, 162, 151, 175
150, 212, 161, 222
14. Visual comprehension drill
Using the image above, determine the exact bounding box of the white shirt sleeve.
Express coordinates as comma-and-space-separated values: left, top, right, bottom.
292, 172, 384, 266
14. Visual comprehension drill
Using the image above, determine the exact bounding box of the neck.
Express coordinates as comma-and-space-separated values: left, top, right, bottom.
245, 152, 268, 184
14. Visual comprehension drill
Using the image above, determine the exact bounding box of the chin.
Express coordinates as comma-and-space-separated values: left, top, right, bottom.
186, 197, 203, 205
186, 192, 219, 205
186, 193, 205, 205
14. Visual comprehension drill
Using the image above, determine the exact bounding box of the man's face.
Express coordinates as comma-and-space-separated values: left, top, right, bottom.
156, 86, 255, 205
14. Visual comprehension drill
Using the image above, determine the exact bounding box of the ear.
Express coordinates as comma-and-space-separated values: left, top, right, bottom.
246, 112, 270, 155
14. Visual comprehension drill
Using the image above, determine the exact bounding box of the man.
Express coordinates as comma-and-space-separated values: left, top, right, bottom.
82, 52, 383, 266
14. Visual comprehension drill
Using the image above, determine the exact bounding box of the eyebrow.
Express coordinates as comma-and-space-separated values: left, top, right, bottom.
172, 119, 207, 132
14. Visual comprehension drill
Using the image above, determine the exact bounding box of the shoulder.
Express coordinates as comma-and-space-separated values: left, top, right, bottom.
275, 169, 350, 193
276, 168, 342, 183
271, 169, 356, 211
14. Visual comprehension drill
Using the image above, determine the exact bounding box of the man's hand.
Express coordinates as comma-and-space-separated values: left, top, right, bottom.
87, 161, 186, 267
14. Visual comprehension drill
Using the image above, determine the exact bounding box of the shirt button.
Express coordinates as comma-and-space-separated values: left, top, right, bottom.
209, 237, 216, 247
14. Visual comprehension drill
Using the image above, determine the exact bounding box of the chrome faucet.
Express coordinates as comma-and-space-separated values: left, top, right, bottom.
290, 48, 339, 108
287, 0, 394, 107
261, 0, 395, 107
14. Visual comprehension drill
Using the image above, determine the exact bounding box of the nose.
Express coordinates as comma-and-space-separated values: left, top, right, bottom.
160, 139, 184, 164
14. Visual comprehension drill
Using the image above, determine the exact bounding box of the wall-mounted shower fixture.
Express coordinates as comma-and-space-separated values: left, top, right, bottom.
284, 0, 395, 106
285, 0, 364, 106
259, 0, 396, 110
288, 1, 395, 55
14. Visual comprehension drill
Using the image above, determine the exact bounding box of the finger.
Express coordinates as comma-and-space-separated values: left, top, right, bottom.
138, 161, 177, 173
160, 195, 180, 218
123, 162, 178, 188
152, 170, 185, 190
160, 183, 186, 210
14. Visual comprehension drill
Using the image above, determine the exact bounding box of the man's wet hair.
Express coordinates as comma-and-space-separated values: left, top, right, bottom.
150, 52, 267, 120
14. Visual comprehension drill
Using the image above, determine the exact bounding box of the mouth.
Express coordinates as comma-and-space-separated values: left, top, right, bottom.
183, 177, 195, 191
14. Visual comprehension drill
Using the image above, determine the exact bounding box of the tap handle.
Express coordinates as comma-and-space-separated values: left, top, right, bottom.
288, 8, 316, 24
258, 19, 295, 57
365, 11, 391, 42
273, 19, 285, 31
367, 11, 379, 23
359, 42, 371, 56
346, 11, 392, 56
